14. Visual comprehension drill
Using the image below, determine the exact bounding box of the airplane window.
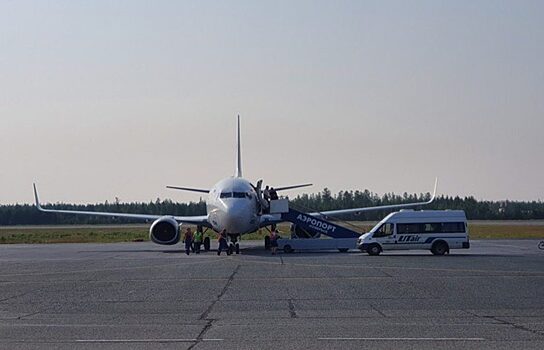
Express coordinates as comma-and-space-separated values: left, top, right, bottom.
220, 192, 233, 198
233, 192, 247, 198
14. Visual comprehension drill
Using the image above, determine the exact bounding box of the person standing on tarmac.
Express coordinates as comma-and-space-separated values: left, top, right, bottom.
217, 229, 229, 256
270, 226, 280, 255
193, 226, 203, 254
183, 227, 193, 255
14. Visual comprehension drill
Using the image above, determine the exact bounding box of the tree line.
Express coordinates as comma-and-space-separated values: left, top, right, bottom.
1, 189, 543, 225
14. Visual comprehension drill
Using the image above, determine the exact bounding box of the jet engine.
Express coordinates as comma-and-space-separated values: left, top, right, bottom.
149, 216, 180, 245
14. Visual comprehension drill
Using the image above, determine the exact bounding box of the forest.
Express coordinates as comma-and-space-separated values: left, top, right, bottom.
1, 189, 543, 225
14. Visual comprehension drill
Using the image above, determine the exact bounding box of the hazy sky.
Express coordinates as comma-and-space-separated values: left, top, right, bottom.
1, 0, 543, 205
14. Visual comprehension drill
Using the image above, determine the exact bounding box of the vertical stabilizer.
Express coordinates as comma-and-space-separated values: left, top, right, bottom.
235, 115, 242, 178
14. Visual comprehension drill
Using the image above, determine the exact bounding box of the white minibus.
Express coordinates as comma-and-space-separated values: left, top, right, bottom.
357, 210, 469, 255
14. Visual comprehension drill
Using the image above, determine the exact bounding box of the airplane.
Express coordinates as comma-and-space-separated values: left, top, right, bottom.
33, 116, 437, 253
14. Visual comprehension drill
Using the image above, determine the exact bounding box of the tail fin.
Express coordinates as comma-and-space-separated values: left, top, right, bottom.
235, 115, 242, 178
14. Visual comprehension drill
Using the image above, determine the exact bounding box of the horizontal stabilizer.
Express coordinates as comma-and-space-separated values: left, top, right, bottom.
166, 186, 210, 194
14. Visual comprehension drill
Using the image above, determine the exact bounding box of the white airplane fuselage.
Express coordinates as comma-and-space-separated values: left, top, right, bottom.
206, 177, 260, 235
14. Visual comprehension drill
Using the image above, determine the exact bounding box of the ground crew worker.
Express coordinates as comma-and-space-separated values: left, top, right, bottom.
217, 229, 228, 256
183, 227, 193, 255
193, 226, 203, 254
270, 226, 280, 255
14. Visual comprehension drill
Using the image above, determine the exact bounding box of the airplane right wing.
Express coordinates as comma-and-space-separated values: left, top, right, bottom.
274, 183, 313, 191
33, 184, 211, 226
166, 186, 210, 194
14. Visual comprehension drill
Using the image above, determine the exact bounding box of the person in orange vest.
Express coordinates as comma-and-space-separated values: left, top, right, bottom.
217, 229, 229, 256
183, 227, 193, 255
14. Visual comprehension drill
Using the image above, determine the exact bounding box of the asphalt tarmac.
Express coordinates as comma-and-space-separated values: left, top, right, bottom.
0, 239, 543, 349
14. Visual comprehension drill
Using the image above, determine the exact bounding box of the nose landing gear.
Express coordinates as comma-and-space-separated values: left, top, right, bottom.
228, 234, 241, 255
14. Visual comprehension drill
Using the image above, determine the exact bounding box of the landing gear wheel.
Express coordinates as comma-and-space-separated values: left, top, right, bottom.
227, 244, 234, 256
235, 243, 240, 254
203, 237, 210, 251
367, 244, 381, 256
338, 248, 349, 253
431, 241, 449, 256
264, 236, 271, 250
284, 244, 293, 254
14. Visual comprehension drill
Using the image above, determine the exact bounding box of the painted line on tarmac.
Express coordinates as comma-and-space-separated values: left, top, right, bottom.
76, 338, 223, 343
318, 337, 486, 341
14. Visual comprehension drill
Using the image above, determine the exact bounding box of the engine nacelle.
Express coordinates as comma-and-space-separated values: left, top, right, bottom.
149, 216, 180, 245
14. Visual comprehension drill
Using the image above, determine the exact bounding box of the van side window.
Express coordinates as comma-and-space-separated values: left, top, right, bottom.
442, 222, 465, 233
397, 223, 421, 234
398, 222, 466, 234
373, 223, 394, 238
424, 223, 442, 233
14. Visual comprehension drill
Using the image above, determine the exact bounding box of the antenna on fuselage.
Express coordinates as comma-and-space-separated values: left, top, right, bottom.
235, 115, 242, 178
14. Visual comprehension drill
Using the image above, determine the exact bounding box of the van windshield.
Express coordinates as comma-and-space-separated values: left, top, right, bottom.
373, 223, 394, 238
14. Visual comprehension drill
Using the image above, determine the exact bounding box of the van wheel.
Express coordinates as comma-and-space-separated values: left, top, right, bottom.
338, 248, 349, 253
284, 244, 293, 253
431, 241, 449, 256
367, 244, 381, 256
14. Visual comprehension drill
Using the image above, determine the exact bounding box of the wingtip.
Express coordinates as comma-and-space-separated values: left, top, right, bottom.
430, 177, 439, 202
33, 183, 42, 210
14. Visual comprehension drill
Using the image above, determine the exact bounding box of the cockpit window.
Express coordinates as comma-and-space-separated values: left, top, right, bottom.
220, 192, 252, 199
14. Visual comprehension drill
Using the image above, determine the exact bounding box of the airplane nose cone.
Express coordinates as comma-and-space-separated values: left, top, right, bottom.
222, 201, 252, 233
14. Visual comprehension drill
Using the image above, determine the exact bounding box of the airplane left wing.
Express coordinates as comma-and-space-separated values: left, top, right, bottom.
33, 184, 210, 226
310, 178, 438, 218
258, 179, 437, 226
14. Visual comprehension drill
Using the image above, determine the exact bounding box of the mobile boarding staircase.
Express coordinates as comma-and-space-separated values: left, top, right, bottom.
268, 199, 362, 253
